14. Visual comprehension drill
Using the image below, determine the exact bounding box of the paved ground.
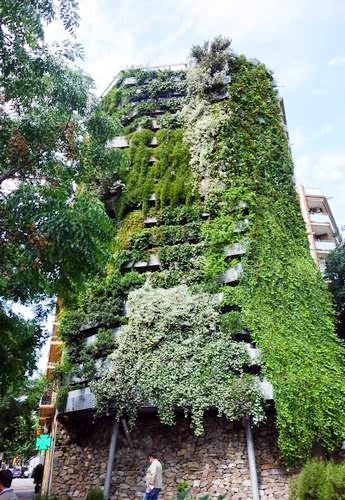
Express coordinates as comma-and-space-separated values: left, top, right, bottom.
12, 478, 34, 500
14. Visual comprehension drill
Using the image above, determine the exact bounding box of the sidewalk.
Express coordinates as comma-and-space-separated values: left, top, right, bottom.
12, 478, 34, 500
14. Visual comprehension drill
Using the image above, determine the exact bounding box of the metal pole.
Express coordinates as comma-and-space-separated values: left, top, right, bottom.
121, 418, 132, 447
104, 420, 119, 500
244, 417, 260, 500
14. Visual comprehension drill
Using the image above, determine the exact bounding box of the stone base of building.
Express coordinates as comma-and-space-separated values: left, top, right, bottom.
51, 413, 290, 499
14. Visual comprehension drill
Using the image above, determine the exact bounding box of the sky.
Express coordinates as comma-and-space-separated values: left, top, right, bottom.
39, 0, 345, 368
47, 0, 345, 230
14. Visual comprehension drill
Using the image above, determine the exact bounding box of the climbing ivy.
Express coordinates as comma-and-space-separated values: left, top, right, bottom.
187, 46, 345, 465
59, 39, 345, 467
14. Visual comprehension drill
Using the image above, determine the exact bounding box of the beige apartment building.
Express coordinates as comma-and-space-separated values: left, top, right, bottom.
297, 185, 341, 273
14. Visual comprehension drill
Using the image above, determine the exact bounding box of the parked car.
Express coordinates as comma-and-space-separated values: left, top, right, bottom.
11, 468, 22, 478
21, 467, 29, 478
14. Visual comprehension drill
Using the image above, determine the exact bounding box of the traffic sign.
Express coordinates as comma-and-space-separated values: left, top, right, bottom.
35, 434, 51, 451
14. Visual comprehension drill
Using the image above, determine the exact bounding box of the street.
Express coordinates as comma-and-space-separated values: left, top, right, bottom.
12, 478, 34, 500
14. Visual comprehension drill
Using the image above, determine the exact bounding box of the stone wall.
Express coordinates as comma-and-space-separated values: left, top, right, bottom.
51, 414, 290, 499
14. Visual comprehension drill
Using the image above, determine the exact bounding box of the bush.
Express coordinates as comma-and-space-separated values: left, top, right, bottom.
85, 487, 104, 500
289, 459, 345, 499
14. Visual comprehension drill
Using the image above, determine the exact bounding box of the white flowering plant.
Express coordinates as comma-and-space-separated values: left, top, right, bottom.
91, 284, 264, 433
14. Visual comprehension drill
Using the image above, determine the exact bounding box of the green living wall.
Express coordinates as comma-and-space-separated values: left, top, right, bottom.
58, 37, 345, 466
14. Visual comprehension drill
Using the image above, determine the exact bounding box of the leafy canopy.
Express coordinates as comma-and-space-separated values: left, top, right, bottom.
0, 0, 123, 398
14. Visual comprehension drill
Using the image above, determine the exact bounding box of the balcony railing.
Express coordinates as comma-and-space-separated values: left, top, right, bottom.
258, 379, 274, 400
315, 240, 336, 251
246, 344, 260, 364
65, 387, 96, 413
310, 213, 331, 224
40, 390, 55, 406
219, 263, 243, 284
106, 136, 129, 149
223, 242, 246, 258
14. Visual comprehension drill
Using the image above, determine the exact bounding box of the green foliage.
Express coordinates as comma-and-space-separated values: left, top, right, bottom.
326, 244, 345, 338
289, 459, 345, 500
0, 305, 43, 397
85, 487, 104, 500
92, 284, 263, 433
0, 376, 47, 460
176, 480, 190, 493
56, 384, 70, 411
113, 128, 194, 218
0, 0, 122, 399
193, 51, 345, 464
62, 38, 344, 468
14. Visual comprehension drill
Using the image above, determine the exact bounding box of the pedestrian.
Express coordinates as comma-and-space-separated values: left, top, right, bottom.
0, 470, 18, 500
32, 464, 43, 494
144, 453, 163, 500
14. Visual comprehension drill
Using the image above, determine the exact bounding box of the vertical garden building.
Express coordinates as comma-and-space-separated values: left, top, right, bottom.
45, 38, 345, 499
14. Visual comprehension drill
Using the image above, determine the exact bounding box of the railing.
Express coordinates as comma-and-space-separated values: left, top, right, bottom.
224, 242, 246, 258
315, 240, 336, 251
40, 390, 56, 406
106, 136, 129, 149
85, 327, 121, 346
246, 344, 260, 364
65, 387, 96, 413
258, 379, 274, 400
220, 263, 243, 284
310, 213, 331, 224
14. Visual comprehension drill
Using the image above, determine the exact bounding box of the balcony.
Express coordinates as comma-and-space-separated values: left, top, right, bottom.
315, 240, 336, 251
234, 219, 249, 233
258, 379, 274, 401
65, 387, 96, 413
106, 136, 129, 149
39, 391, 56, 420
122, 77, 137, 86
219, 263, 243, 284
123, 254, 161, 273
223, 242, 246, 258
48, 340, 63, 364
144, 216, 157, 227
246, 344, 260, 365
85, 327, 121, 346
310, 212, 331, 224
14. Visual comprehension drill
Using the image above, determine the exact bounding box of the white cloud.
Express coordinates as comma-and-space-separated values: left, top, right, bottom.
290, 126, 310, 150
295, 152, 345, 184
311, 88, 328, 96
328, 56, 345, 67
319, 123, 334, 136
276, 61, 314, 89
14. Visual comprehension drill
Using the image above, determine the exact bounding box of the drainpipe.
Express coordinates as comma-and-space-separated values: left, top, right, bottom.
104, 419, 120, 500
121, 418, 132, 447
244, 417, 260, 500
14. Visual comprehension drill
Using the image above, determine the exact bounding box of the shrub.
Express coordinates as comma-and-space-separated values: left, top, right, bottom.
85, 487, 104, 500
289, 459, 345, 499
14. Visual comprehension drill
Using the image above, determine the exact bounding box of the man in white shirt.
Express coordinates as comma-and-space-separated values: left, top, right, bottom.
144, 453, 163, 500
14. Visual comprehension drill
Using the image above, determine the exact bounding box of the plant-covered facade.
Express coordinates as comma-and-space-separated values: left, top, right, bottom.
57, 37, 345, 466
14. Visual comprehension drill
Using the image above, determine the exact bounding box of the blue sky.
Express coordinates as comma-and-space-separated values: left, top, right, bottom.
49, 0, 345, 230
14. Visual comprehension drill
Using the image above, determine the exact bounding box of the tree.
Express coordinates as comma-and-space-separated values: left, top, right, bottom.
326, 244, 345, 340
0, 0, 123, 396
0, 376, 47, 461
